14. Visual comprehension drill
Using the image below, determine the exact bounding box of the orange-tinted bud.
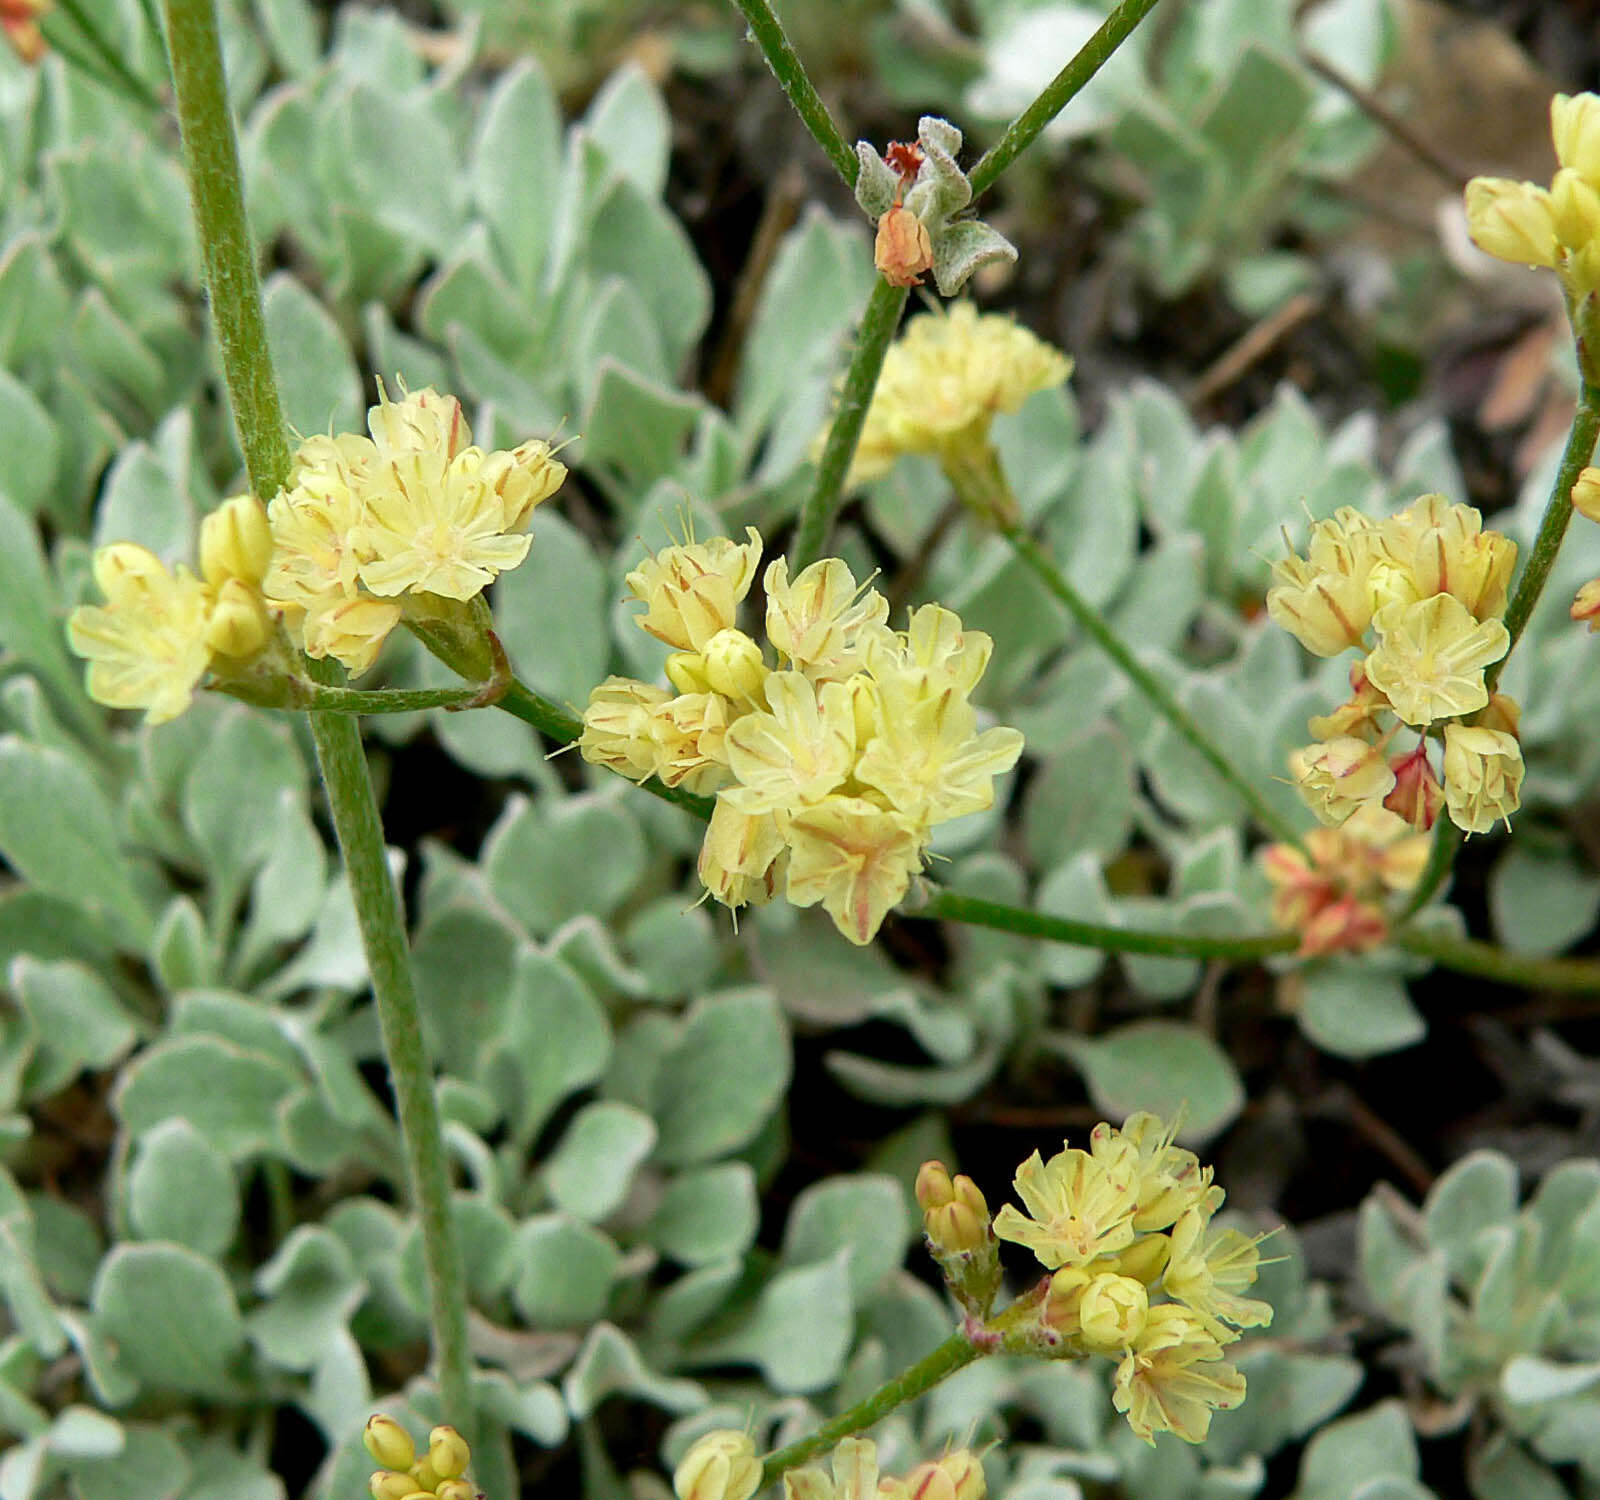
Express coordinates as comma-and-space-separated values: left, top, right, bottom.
1383, 744, 1442, 831
875, 204, 933, 288
1574, 577, 1600, 629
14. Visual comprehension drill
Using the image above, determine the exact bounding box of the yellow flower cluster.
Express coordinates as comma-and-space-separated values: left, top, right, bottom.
579, 528, 1024, 945
990, 1113, 1271, 1445
1572, 467, 1600, 631
1267, 495, 1526, 837
66, 387, 565, 722
1260, 804, 1431, 957
363, 1416, 479, 1500
674, 1432, 985, 1500
67, 495, 275, 724
266, 386, 564, 673
1465, 93, 1600, 300
846, 303, 1071, 486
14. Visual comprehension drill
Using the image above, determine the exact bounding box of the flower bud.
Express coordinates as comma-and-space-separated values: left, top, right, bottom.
1574, 466, 1600, 525
364, 1416, 416, 1472
701, 628, 768, 702
429, 1426, 471, 1481
1573, 576, 1600, 629
369, 1471, 417, 1500
1464, 176, 1560, 267
1553, 168, 1600, 250
1553, 92, 1600, 182
1478, 691, 1522, 738
200, 494, 274, 589
914, 1160, 954, 1213
204, 577, 272, 658
674, 1431, 762, 1500
1078, 1273, 1149, 1352
1299, 895, 1388, 957
903, 1450, 985, 1500
1383, 744, 1442, 831
1110, 1232, 1171, 1286
436, 1483, 480, 1500
407, 1458, 443, 1492
874, 203, 934, 288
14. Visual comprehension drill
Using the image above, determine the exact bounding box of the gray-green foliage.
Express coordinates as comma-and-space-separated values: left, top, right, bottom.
1360, 1150, 1600, 1500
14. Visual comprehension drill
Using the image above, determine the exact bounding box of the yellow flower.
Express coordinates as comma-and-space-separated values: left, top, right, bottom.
1162, 1208, 1274, 1336
992, 1142, 1139, 1270
1374, 494, 1516, 622
698, 799, 786, 911
899, 1450, 985, 1500
763, 557, 889, 682
915, 1161, 992, 1258
675, 1431, 761, 1500
1464, 177, 1560, 267
1364, 594, 1509, 725
1289, 735, 1396, 826
648, 692, 733, 794
1078, 1273, 1150, 1352
68, 544, 217, 724
782, 795, 926, 945
263, 435, 373, 607
579, 676, 674, 782
1553, 92, 1600, 182
298, 592, 404, 676
853, 670, 1024, 825
1265, 509, 1383, 657
628, 527, 763, 652
1090, 1112, 1214, 1233
1442, 724, 1525, 834
864, 603, 994, 698
199, 495, 274, 590
847, 302, 1071, 485
1111, 1302, 1247, 1445
722, 672, 857, 813
783, 1437, 884, 1500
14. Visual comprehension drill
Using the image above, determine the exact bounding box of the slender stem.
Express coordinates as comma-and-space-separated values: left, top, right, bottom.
760, 1334, 983, 1485
1394, 925, 1600, 993
968, 0, 1162, 196
161, 0, 290, 497
1003, 526, 1305, 845
792, 278, 908, 569
1404, 379, 1600, 918
920, 888, 1297, 960
728, 0, 855, 187
163, 0, 473, 1436
293, 681, 491, 715
49, 0, 163, 110
307, 704, 476, 1438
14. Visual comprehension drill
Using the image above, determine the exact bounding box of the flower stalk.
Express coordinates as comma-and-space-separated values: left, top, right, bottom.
161, 0, 475, 1439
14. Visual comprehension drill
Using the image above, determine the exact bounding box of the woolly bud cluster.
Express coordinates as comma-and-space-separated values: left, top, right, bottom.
580, 527, 1024, 945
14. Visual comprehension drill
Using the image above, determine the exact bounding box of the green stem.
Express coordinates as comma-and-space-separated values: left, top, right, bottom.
161, 0, 290, 497
728, 0, 855, 187
48, 0, 163, 110
919, 888, 1297, 960
293, 681, 491, 715
307, 703, 475, 1439
1003, 525, 1305, 845
1394, 925, 1600, 993
1404, 379, 1600, 918
792, 278, 908, 569
760, 1333, 984, 1485
162, 0, 474, 1436
968, 0, 1162, 196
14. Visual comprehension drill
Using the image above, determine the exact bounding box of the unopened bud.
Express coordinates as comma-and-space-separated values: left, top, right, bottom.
204, 578, 272, 658
429, 1426, 471, 1481
665, 650, 714, 697
1078, 1273, 1149, 1352
903, 1451, 985, 1500
701, 628, 767, 702
1383, 745, 1442, 831
914, 1160, 954, 1213
1574, 576, 1600, 629
674, 1430, 761, 1500
200, 495, 274, 589
369, 1471, 417, 1500
874, 203, 934, 288
436, 1482, 481, 1500
1110, 1233, 1170, 1286
1574, 466, 1600, 525
1479, 691, 1522, 738
364, 1416, 416, 1472
407, 1458, 443, 1493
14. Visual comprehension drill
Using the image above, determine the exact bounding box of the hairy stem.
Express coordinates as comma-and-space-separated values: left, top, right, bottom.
968, 0, 1162, 196
1004, 526, 1305, 845
728, 0, 855, 187
1394, 926, 1600, 993
920, 888, 1298, 960
760, 1334, 984, 1485
791, 278, 908, 570
163, 0, 474, 1436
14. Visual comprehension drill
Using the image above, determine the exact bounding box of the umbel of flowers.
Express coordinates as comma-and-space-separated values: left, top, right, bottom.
843, 302, 1071, 524
673, 1113, 1271, 1478
67, 387, 567, 721
579, 529, 1024, 945
1267, 494, 1525, 839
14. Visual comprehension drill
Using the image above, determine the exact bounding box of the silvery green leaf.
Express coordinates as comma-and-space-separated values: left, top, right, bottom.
780, 1175, 909, 1305
512, 1216, 619, 1328
645, 1165, 758, 1268
917, 115, 963, 160
562, 1323, 706, 1418
1049, 1021, 1244, 1141
854, 143, 897, 217
127, 1119, 239, 1258
1424, 1150, 1518, 1280
930, 220, 1018, 297
543, 1102, 657, 1223
1293, 1400, 1420, 1500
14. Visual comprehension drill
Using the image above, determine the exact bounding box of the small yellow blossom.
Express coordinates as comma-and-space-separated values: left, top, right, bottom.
1111, 1302, 1248, 1445
1553, 92, 1600, 182
915, 1161, 992, 1258
199, 495, 274, 589
428, 1427, 470, 1481
1265, 509, 1383, 657
363, 1413, 477, 1500
1289, 736, 1396, 825
1374, 494, 1516, 622
1465, 177, 1560, 267
1574, 466, 1600, 525
700, 627, 769, 703
783, 1438, 884, 1500
204, 577, 272, 659
364, 1416, 416, 1472
1364, 594, 1509, 725
1162, 1208, 1274, 1336
992, 1143, 1139, 1270
1442, 723, 1525, 833
68, 544, 220, 724
579, 677, 674, 781
675, 1431, 761, 1500
900, 1450, 985, 1500
763, 557, 889, 682
627, 527, 763, 652
846, 303, 1071, 485
1091, 1112, 1214, 1233
648, 692, 733, 795
722, 672, 857, 813
697, 799, 786, 910
1574, 576, 1600, 630
783, 795, 927, 946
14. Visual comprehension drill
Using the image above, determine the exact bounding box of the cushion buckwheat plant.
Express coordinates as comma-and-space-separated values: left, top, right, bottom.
579, 528, 1024, 943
